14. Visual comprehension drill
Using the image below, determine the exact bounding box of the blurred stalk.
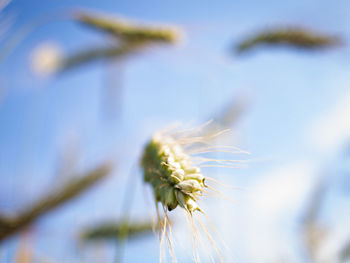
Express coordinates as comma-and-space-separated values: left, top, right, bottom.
0, 0, 11, 11
13, 232, 33, 263
301, 179, 329, 263
340, 239, 350, 262
0, 163, 112, 242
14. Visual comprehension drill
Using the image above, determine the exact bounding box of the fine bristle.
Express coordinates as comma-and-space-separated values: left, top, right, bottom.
141, 124, 242, 263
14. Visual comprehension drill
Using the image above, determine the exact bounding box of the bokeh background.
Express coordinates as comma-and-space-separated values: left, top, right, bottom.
1, 0, 350, 262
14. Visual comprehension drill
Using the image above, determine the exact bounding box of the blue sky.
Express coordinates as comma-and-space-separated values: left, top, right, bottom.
1, 0, 350, 262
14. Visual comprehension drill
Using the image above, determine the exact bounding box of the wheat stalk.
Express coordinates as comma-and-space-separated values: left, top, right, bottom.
0, 163, 112, 242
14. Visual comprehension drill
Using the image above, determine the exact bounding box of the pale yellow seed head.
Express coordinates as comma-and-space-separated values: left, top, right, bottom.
30, 42, 62, 76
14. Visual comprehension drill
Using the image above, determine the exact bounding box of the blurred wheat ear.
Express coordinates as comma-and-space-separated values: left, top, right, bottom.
0, 162, 112, 242
234, 27, 342, 55
203, 95, 249, 138
74, 11, 181, 44
47, 10, 183, 74
56, 43, 144, 74
81, 220, 155, 242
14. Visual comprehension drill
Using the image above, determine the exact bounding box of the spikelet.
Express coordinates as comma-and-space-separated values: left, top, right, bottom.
142, 133, 204, 213
141, 123, 244, 262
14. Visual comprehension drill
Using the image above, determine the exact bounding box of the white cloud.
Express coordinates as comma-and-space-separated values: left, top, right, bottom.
233, 162, 317, 262
309, 90, 350, 156
251, 162, 316, 217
